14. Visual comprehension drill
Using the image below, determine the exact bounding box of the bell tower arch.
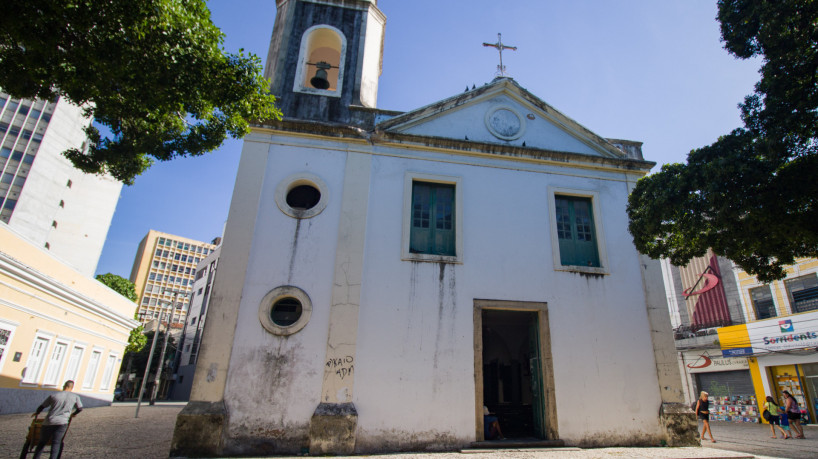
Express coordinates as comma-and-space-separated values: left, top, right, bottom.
264, 0, 385, 123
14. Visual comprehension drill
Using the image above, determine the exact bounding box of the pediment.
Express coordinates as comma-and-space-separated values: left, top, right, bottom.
377, 78, 627, 159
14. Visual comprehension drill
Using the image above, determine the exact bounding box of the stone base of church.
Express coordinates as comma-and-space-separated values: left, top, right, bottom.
659, 402, 700, 446
309, 402, 358, 455
170, 401, 227, 457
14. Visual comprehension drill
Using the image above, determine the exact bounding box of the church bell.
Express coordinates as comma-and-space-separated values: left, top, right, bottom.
310, 61, 333, 90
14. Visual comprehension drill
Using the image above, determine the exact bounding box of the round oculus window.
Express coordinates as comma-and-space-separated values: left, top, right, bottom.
259, 286, 312, 336
286, 185, 321, 210
271, 297, 303, 326
275, 173, 329, 219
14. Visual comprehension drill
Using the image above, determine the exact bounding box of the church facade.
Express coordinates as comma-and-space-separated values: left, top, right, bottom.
171, 0, 696, 455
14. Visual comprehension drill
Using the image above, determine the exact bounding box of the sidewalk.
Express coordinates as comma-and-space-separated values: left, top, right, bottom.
1, 405, 813, 458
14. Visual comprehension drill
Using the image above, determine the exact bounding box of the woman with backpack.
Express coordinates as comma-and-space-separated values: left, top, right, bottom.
694, 391, 716, 443
763, 395, 790, 439
783, 391, 805, 439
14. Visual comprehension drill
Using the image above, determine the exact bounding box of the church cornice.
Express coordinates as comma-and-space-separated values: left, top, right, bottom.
250, 119, 655, 174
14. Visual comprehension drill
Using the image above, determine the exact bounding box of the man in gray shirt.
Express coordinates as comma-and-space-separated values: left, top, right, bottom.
32, 380, 83, 459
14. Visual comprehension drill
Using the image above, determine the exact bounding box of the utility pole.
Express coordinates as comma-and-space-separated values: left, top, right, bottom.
150, 290, 179, 405
134, 311, 164, 418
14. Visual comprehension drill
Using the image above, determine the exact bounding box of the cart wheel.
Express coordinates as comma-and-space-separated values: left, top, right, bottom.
19, 440, 30, 459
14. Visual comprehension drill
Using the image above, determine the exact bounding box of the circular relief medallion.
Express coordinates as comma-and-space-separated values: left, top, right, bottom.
485, 107, 525, 140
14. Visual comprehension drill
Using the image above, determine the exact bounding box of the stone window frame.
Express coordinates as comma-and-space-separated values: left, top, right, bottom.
401, 171, 463, 264
293, 24, 347, 98
275, 172, 329, 219
547, 186, 609, 275
258, 286, 313, 336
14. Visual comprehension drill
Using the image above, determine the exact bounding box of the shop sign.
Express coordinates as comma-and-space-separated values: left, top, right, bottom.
746, 311, 818, 353
684, 350, 750, 373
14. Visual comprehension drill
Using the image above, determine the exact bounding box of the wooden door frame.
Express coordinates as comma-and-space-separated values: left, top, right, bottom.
473, 299, 558, 441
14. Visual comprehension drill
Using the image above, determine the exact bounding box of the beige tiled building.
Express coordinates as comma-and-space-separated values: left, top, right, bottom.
129, 230, 218, 324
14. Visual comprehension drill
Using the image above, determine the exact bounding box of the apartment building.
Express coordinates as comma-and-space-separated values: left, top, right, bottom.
0, 92, 122, 277
170, 243, 220, 400
129, 230, 218, 324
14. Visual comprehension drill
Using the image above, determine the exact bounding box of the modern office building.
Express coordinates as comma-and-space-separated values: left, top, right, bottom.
129, 230, 218, 324
0, 92, 122, 277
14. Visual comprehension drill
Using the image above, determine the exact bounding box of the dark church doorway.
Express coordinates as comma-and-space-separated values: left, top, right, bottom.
481, 309, 544, 439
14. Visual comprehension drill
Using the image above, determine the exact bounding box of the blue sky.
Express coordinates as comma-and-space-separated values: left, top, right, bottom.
95, 0, 761, 278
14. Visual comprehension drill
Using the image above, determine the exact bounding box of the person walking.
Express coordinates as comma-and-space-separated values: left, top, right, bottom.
694, 390, 716, 443
782, 390, 805, 439
763, 395, 790, 439
31, 380, 82, 459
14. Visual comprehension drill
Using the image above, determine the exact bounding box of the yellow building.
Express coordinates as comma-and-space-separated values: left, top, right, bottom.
0, 225, 138, 413
719, 257, 818, 424
129, 230, 218, 325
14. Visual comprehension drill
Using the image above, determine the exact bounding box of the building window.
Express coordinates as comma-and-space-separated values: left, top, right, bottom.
548, 188, 608, 274
22, 336, 50, 384
401, 173, 463, 263
785, 273, 818, 313
410, 182, 455, 256
555, 195, 599, 267
275, 173, 329, 219
0, 321, 17, 373
99, 354, 117, 391
66, 179, 72, 188
82, 349, 102, 390
51, 220, 57, 228
259, 286, 313, 336
42, 341, 68, 387
63, 345, 84, 382
293, 25, 347, 97
750, 285, 777, 319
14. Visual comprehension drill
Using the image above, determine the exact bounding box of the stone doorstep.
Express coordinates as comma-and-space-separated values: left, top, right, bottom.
463, 447, 580, 454
464, 438, 567, 451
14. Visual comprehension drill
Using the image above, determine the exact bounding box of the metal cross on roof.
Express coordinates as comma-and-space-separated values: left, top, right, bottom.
482, 33, 517, 77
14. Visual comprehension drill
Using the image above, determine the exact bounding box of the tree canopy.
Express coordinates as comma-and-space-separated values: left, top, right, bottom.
628, 0, 818, 283
95, 273, 146, 353
96, 272, 138, 302
0, 0, 281, 184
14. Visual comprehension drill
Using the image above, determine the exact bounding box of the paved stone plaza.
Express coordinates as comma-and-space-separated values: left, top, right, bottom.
1, 403, 817, 458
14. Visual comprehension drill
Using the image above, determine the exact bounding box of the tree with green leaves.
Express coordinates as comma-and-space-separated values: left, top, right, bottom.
96, 273, 138, 302
0, 0, 281, 185
96, 273, 146, 356
628, 0, 818, 283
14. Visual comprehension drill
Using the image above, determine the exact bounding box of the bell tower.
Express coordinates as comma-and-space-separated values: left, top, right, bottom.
264, 0, 385, 124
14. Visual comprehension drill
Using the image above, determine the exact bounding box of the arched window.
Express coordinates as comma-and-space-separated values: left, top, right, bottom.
293, 25, 346, 97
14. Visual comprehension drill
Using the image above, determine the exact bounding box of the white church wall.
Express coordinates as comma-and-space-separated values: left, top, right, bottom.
351, 146, 663, 445
222, 138, 348, 446
216, 130, 664, 449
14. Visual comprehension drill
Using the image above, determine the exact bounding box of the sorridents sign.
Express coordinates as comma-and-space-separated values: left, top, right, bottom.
683, 350, 749, 373
746, 311, 818, 354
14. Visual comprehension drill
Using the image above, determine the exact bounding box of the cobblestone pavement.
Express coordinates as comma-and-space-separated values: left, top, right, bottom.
0, 402, 184, 459
1, 404, 816, 459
